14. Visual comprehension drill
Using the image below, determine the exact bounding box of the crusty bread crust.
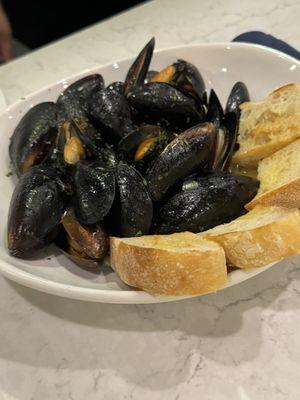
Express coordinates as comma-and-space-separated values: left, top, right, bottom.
233, 83, 300, 167
110, 234, 227, 296
203, 208, 300, 269
246, 179, 300, 210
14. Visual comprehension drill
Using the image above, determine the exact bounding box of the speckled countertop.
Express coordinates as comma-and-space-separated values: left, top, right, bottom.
0, 0, 300, 399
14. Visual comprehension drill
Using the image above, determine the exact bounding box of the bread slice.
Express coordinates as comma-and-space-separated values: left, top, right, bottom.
246, 139, 300, 209
110, 232, 227, 296
232, 84, 300, 168
202, 205, 300, 269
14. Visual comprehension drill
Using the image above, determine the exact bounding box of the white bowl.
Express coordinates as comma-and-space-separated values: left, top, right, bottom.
0, 42, 299, 304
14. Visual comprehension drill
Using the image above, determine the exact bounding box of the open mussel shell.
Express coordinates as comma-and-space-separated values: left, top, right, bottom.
222, 112, 239, 170
73, 161, 116, 225
62, 74, 104, 99
7, 165, 65, 258
110, 163, 153, 237
124, 37, 155, 96
55, 230, 104, 270
57, 74, 104, 118
88, 85, 134, 143
210, 112, 239, 172
225, 81, 250, 116
128, 82, 203, 129
206, 89, 224, 127
155, 173, 259, 234
145, 70, 159, 84
147, 122, 217, 201
62, 212, 108, 259
172, 59, 206, 103
118, 125, 162, 155
9, 102, 59, 175
150, 59, 206, 104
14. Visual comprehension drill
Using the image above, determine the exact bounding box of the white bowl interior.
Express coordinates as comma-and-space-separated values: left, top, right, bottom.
0, 43, 299, 303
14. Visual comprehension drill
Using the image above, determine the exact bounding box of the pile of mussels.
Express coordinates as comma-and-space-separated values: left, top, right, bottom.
7, 38, 259, 267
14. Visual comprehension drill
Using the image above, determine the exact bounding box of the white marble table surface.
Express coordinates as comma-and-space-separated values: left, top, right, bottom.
1, 0, 300, 398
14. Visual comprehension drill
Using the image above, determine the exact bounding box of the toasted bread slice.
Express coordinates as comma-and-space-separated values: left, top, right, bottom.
110, 232, 227, 296
232, 84, 300, 168
246, 139, 300, 209
202, 206, 300, 269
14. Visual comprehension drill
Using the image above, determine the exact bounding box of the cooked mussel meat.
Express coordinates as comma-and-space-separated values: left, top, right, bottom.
73, 161, 115, 225
155, 173, 259, 234
118, 124, 169, 173
128, 82, 203, 129
147, 122, 217, 201
150, 59, 206, 103
7, 165, 65, 257
9, 102, 59, 175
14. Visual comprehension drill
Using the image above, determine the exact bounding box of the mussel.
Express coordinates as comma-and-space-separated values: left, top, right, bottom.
147, 122, 217, 201
206, 89, 223, 128
124, 37, 155, 95
150, 59, 206, 103
118, 124, 169, 173
60, 211, 108, 264
7, 165, 65, 258
111, 163, 153, 237
155, 173, 259, 234
73, 161, 115, 225
9, 102, 59, 175
88, 84, 134, 142
225, 81, 250, 117
57, 74, 104, 118
128, 82, 203, 129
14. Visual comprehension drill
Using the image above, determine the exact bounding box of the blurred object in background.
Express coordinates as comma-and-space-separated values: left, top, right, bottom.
2, 0, 146, 50
0, 0, 12, 62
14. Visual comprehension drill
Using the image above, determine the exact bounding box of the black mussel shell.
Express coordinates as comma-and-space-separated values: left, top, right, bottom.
9, 102, 59, 175
62, 74, 104, 99
147, 122, 217, 201
128, 82, 203, 129
112, 163, 153, 237
73, 161, 116, 225
206, 89, 224, 127
118, 125, 162, 155
124, 37, 155, 95
172, 59, 206, 103
7, 165, 65, 258
62, 212, 109, 260
155, 173, 259, 234
72, 117, 102, 159
225, 82, 250, 116
88, 85, 134, 143
107, 81, 125, 94
57, 74, 104, 118
222, 112, 238, 170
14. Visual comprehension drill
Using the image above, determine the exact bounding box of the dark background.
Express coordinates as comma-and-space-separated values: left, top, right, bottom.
3, 0, 145, 49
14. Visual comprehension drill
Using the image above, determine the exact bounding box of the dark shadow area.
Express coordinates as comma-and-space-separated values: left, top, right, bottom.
3, 0, 146, 50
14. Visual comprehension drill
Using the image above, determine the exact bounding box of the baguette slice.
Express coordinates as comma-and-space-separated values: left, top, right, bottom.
246, 138, 300, 209
202, 205, 300, 269
110, 232, 227, 296
232, 83, 300, 168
